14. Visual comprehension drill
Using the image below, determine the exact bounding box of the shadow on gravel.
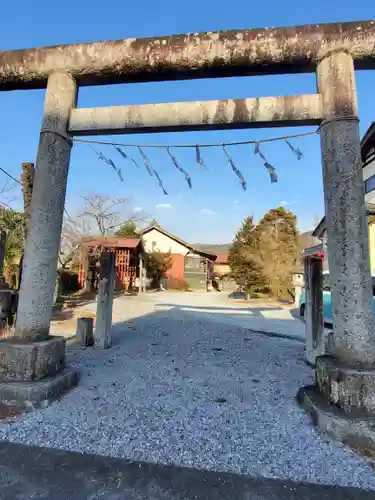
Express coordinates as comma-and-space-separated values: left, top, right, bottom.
0, 441, 373, 500
153, 303, 285, 313
149, 303, 304, 341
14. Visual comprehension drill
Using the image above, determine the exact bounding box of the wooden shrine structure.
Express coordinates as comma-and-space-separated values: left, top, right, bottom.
78, 236, 143, 292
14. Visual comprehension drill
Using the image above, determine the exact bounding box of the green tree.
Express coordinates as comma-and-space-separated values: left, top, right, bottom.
256, 206, 299, 298
145, 251, 172, 288
0, 207, 26, 287
115, 220, 138, 237
228, 216, 266, 299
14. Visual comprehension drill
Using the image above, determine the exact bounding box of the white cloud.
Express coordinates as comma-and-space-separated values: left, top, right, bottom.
134, 206, 143, 213
155, 203, 172, 209
234, 200, 240, 205
201, 208, 216, 215
280, 200, 297, 206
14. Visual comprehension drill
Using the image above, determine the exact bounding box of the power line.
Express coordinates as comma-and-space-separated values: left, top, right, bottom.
0, 201, 14, 210
0, 165, 21, 185
63, 207, 74, 221
73, 129, 319, 149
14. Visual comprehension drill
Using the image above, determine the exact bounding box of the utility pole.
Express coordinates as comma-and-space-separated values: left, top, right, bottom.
0, 230, 6, 288
18, 162, 35, 289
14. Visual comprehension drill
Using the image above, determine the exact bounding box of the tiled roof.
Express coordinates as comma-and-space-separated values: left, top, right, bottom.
215, 253, 228, 264
81, 236, 141, 249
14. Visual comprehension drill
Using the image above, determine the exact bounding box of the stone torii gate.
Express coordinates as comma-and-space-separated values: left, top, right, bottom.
1, 21, 375, 452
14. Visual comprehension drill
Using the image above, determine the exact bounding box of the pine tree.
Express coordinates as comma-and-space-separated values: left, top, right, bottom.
115, 221, 138, 237
228, 216, 266, 299
145, 251, 172, 289
256, 206, 299, 298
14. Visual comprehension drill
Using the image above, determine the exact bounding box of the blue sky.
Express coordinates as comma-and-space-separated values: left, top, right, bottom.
1, 0, 375, 243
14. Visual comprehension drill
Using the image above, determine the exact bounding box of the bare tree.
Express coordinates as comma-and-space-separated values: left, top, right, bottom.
58, 216, 87, 269
0, 181, 17, 210
58, 194, 149, 269
79, 194, 141, 236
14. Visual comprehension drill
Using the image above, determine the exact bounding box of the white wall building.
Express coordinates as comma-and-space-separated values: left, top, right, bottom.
363, 122, 375, 205
141, 226, 189, 255
312, 122, 375, 273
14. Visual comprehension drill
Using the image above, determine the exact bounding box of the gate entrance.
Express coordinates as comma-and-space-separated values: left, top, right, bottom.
1, 20, 375, 451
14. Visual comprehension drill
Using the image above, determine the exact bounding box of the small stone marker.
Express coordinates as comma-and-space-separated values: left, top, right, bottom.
76, 317, 94, 347
95, 278, 112, 348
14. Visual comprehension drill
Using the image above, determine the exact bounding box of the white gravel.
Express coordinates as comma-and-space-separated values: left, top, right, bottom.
1, 306, 375, 490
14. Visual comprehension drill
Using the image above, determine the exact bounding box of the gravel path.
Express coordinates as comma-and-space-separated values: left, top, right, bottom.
0, 307, 374, 490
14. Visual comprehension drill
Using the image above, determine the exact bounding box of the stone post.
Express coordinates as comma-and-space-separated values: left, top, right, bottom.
292, 271, 304, 307
15, 73, 77, 341
95, 278, 112, 348
317, 52, 375, 368
143, 268, 147, 293
76, 317, 94, 348
293, 286, 302, 307
139, 256, 143, 294
107, 255, 115, 328
304, 257, 324, 365
95, 252, 115, 348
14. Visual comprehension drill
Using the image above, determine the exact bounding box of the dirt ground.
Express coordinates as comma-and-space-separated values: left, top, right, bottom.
48, 291, 299, 340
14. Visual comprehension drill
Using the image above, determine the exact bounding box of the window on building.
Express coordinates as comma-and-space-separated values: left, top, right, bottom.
363, 148, 375, 168
185, 255, 202, 270
365, 175, 375, 194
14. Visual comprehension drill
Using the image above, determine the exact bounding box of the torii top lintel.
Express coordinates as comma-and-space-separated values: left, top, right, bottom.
1, 20, 375, 91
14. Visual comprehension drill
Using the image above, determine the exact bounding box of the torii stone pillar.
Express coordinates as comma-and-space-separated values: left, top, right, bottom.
0, 73, 78, 408
298, 53, 375, 456
318, 52, 375, 366
16, 72, 77, 341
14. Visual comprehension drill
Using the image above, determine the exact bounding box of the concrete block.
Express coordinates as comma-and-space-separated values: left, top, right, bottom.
297, 384, 375, 459
0, 367, 79, 410
0, 336, 65, 381
76, 318, 94, 348
316, 355, 375, 415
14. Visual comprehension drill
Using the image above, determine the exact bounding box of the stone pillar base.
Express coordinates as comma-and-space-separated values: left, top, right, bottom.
0, 368, 79, 412
316, 355, 375, 414
297, 385, 375, 458
298, 355, 375, 458
0, 336, 78, 413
